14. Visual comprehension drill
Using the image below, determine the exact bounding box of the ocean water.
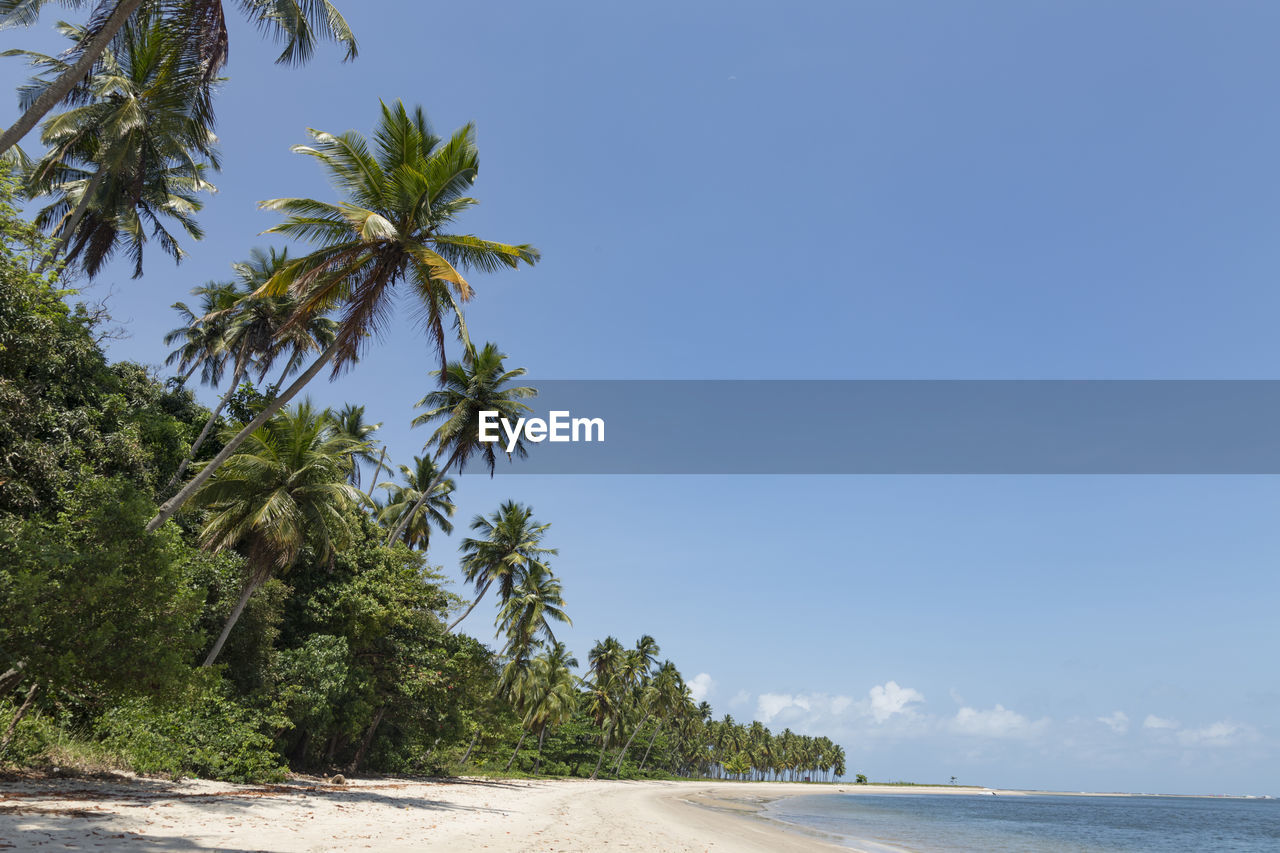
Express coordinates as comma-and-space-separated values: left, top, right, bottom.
762, 792, 1280, 852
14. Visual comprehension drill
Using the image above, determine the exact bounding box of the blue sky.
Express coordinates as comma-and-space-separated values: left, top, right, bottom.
6, 1, 1280, 793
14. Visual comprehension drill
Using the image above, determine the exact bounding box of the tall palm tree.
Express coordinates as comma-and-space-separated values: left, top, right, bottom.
329, 403, 380, 489
165, 248, 338, 490
385, 341, 536, 546
638, 662, 686, 772
611, 635, 660, 774
163, 279, 237, 386
193, 400, 362, 666
586, 635, 626, 780
525, 642, 578, 775
495, 562, 570, 660
0, 0, 357, 158
376, 455, 455, 551
13, 14, 220, 276
451, 500, 555, 633
146, 102, 538, 533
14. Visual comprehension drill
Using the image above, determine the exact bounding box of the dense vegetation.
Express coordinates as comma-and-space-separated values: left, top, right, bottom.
0, 0, 849, 785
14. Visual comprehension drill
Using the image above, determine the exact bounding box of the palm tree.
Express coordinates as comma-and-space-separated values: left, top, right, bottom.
638, 662, 686, 771
525, 642, 578, 774
165, 248, 338, 490
611, 636, 661, 774
164, 279, 237, 386
385, 341, 536, 546
193, 400, 362, 666
146, 102, 538, 533
377, 456, 455, 551
13, 14, 220, 276
451, 501, 555, 633
329, 403, 381, 489
0, 0, 357, 157
495, 562, 570, 659
586, 636, 626, 780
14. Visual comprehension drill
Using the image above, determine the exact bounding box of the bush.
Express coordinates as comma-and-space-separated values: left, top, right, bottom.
98, 683, 289, 783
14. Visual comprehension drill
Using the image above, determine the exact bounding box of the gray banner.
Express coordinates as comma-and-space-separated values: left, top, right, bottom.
450, 380, 1280, 474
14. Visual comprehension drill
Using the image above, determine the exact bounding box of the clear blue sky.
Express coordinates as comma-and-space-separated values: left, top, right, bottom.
6, 1, 1279, 794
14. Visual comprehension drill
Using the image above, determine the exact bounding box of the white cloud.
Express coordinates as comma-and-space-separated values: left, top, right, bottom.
1176, 721, 1257, 748
1097, 711, 1129, 734
952, 704, 1049, 739
754, 692, 854, 726
1143, 714, 1179, 730
687, 673, 715, 703
868, 681, 925, 723
729, 689, 751, 709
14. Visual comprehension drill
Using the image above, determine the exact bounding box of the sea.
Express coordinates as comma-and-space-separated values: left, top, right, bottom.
761, 792, 1280, 852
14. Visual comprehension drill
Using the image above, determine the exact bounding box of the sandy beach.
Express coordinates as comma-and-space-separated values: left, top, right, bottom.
0, 775, 1019, 852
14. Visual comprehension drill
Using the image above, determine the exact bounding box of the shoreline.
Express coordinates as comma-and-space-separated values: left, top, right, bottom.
0, 774, 1269, 852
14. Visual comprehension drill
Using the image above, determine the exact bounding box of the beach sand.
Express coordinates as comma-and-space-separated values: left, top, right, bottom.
0, 774, 1017, 851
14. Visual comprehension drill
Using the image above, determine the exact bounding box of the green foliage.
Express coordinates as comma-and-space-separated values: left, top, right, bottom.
0, 165, 210, 515
98, 681, 288, 783
0, 476, 203, 704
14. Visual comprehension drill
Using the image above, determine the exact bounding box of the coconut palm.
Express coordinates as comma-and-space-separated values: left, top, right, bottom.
165, 248, 338, 490
329, 403, 380, 489
385, 341, 536, 546
0, 0, 357, 158
495, 562, 570, 660
12, 14, 220, 277
610, 636, 660, 774
451, 500, 555, 633
193, 400, 362, 666
163, 279, 237, 386
146, 102, 538, 533
525, 642, 578, 774
638, 663, 689, 771
377, 455, 455, 551
586, 635, 626, 780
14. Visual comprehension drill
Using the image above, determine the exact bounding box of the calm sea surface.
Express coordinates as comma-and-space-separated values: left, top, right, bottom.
762, 792, 1280, 852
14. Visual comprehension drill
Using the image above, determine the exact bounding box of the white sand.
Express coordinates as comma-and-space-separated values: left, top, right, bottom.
0, 775, 1017, 851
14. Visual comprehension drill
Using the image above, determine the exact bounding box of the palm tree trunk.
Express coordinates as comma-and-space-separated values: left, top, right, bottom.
384, 443, 464, 546
639, 720, 662, 771
445, 577, 493, 633
348, 705, 386, 773
364, 446, 387, 498
589, 743, 608, 780
0, 0, 146, 157
533, 727, 547, 775
165, 358, 247, 491
201, 571, 264, 667
458, 726, 480, 767
0, 662, 27, 696
613, 714, 648, 774
503, 730, 526, 772
146, 341, 338, 532
0, 682, 39, 755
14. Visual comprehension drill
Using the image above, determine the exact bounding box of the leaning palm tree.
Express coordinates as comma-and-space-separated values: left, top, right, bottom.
146, 102, 538, 533
0, 0, 357, 158
165, 248, 338, 490
638, 663, 689, 771
194, 400, 362, 666
526, 642, 579, 775
587, 636, 625, 780
451, 501, 555, 634
377, 455, 455, 551
384, 341, 536, 546
13, 14, 220, 277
